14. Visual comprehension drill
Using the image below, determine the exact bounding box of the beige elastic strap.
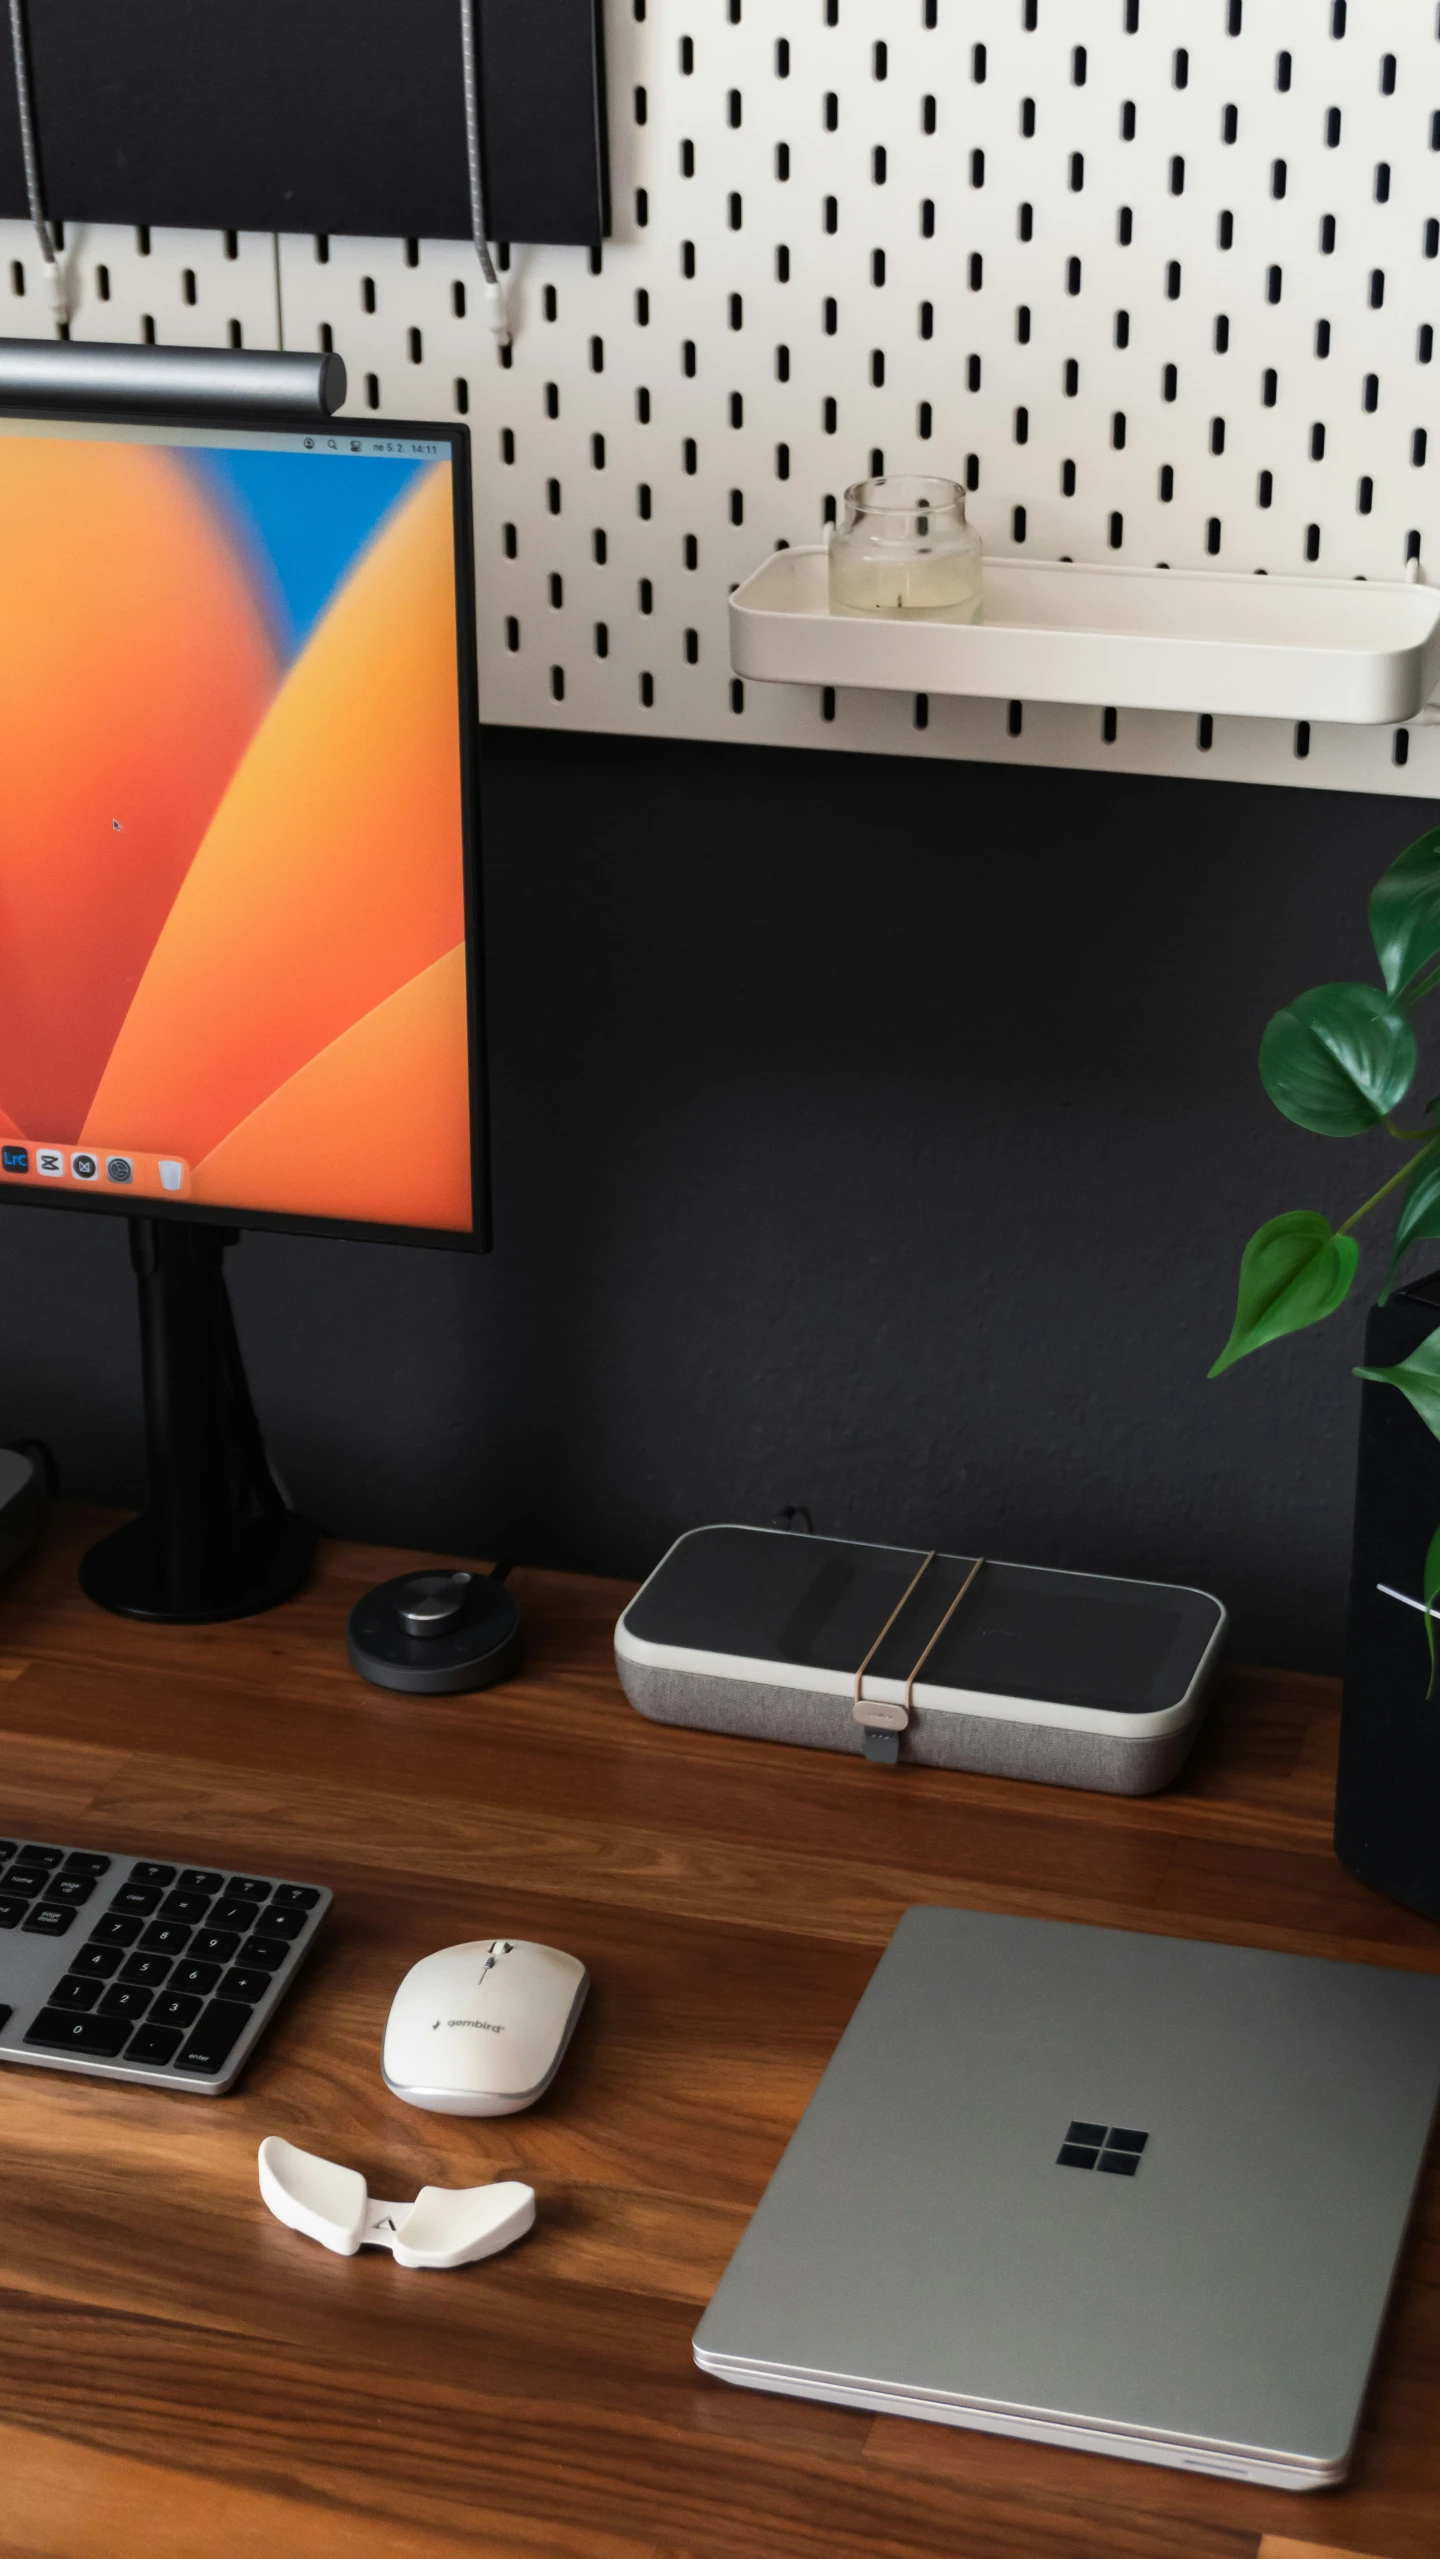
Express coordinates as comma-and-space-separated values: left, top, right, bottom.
903, 1555, 986, 1716
853, 1550, 936, 1730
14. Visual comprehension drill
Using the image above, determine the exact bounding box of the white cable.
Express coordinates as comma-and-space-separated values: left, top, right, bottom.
459, 0, 510, 351
6, 0, 66, 330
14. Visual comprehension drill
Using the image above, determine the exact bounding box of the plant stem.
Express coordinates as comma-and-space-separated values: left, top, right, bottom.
1337, 1139, 1440, 1237
1402, 961, 1440, 1008
1386, 1117, 1436, 1140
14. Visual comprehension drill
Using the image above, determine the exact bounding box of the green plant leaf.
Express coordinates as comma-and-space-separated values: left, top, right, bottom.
1381, 1152, 1440, 1299
1210, 1211, 1360, 1376
1355, 1323, 1440, 1437
1423, 1520, 1440, 1698
1370, 826, 1440, 995
1258, 984, 1418, 1134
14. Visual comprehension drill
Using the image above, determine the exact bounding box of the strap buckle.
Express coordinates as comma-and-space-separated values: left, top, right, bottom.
852, 1552, 986, 1768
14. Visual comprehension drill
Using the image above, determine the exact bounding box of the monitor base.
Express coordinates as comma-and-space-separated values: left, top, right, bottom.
80, 1509, 318, 1626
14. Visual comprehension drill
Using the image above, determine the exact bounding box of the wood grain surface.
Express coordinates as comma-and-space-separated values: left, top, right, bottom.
0, 1507, 1436, 2559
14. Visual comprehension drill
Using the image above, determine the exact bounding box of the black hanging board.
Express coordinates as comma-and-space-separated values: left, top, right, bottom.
0, 0, 608, 247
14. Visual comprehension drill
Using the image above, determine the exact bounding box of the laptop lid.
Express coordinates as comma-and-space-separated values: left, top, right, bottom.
693, 1908, 1440, 2488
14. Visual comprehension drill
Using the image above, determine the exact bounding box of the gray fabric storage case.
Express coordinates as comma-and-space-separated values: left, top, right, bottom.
615, 1526, 1227, 1796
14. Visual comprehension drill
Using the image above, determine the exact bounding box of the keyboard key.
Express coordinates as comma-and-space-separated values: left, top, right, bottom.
270, 1885, 321, 1911
99, 1984, 152, 2020
218, 1968, 271, 2004
128, 2024, 183, 2065
225, 1877, 272, 1902
129, 1863, 176, 1887
18, 1846, 64, 1868
176, 2001, 251, 2074
113, 1885, 162, 1916
90, 1914, 142, 1946
6, 1869, 49, 1897
252, 1905, 305, 1942
169, 1960, 221, 1997
139, 1922, 192, 1956
209, 1899, 260, 1933
62, 1853, 111, 1877
242, 1936, 289, 1971
23, 1904, 75, 1937
189, 1929, 240, 1964
150, 1991, 202, 2029
43, 1874, 96, 1908
158, 1891, 212, 1924
120, 1953, 172, 1988
176, 1869, 225, 1894
0, 1841, 15, 1859
71, 1944, 124, 1978
0, 1897, 25, 1929
25, 2007, 131, 2056
52, 1975, 102, 2010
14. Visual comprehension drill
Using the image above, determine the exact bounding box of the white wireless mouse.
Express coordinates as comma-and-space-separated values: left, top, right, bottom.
382, 1938, 589, 2116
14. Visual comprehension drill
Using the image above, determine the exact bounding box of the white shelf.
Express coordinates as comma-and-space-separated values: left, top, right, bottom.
728, 550, 1440, 728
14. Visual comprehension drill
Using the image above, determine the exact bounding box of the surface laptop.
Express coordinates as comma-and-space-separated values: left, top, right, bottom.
693, 1907, 1440, 2489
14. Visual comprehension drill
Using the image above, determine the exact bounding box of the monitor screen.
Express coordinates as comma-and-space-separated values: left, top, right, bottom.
0, 410, 483, 1243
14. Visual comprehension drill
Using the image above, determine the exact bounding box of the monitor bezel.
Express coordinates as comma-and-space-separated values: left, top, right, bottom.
0, 403, 489, 1255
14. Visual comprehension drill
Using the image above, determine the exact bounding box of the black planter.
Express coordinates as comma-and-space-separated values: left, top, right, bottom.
1336, 1271, 1440, 1921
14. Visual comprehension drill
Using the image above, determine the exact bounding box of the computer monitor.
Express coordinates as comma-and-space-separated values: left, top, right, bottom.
0, 392, 485, 1619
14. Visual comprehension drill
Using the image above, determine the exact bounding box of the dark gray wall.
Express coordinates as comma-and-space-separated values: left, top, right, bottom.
2, 726, 1431, 1672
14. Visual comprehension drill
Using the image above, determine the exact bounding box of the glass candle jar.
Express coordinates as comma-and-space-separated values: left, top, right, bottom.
827, 474, 983, 622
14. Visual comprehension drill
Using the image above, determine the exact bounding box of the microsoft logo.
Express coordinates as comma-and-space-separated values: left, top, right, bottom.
1057, 2121, 1149, 2177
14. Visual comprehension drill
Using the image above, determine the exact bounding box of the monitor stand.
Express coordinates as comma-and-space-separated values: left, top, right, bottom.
80, 1218, 317, 1624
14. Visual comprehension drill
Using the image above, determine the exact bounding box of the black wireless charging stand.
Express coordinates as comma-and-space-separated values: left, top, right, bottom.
347, 1566, 522, 1696
80, 1218, 316, 1625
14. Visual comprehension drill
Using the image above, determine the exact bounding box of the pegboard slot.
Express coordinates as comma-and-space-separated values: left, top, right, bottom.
729, 547, 1440, 726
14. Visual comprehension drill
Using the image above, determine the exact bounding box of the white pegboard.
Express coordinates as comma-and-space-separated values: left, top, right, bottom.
1, 219, 280, 349
7, 0, 1440, 795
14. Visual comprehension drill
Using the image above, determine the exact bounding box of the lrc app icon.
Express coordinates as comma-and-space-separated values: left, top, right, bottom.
1, 1144, 27, 1174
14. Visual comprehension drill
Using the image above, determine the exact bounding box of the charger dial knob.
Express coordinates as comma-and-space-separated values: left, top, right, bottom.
397, 1572, 472, 1640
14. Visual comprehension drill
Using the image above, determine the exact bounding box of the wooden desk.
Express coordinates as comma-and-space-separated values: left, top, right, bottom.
0, 1509, 1436, 2559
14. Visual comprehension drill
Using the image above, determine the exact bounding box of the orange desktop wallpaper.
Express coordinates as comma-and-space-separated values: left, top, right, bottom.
0, 429, 474, 1232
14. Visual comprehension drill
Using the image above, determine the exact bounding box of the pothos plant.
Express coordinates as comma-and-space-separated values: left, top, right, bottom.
1211, 825, 1440, 1677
